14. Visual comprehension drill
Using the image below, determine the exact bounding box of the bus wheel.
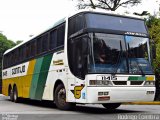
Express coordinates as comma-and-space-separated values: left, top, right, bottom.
102, 103, 121, 110
8, 87, 14, 102
13, 86, 19, 103
55, 84, 75, 110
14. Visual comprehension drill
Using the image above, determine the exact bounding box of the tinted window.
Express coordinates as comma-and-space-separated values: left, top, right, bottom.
57, 24, 65, 46
68, 35, 88, 79
50, 30, 57, 50
19, 47, 22, 62
3, 23, 66, 68
11, 52, 14, 65
30, 40, 36, 57
68, 14, 85, 36
8, 54, 11, 67
42, 34, 48, 52
85, 13, 147, 33
37, 37, 42, 54
125, 36, 153, 74
26, 43, 31, 58
15, 49, 18, 63
18, 46, 25, 62
3, 55, 8, 68
89, 33, 128, 73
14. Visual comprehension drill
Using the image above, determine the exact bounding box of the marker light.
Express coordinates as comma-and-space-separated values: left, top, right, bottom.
144, 81, 155, 86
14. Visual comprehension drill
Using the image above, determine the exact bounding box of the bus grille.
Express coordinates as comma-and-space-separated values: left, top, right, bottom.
112, 81, 144, 86
130, 81, 144, 85
113, 81, 127, 85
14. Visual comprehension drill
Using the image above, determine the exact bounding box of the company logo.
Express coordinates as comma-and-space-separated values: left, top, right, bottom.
12, 65, 25, 75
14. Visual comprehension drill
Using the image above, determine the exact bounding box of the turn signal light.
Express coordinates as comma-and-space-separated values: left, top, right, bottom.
144, 81, 155, 86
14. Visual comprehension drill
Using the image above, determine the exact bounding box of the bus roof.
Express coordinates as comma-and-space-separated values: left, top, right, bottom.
4, 9, 144, 55
68, 9, 144, 20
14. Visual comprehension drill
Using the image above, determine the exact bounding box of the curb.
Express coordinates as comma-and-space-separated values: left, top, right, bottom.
123, 102, 160, 105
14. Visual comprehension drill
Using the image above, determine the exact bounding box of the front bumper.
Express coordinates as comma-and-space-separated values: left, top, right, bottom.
86, 86, 155, 103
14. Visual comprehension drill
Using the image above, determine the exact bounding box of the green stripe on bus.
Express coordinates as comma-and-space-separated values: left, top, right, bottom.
29, 57, 43, 99
29, 54, 52, 100
128, 76, 146, 81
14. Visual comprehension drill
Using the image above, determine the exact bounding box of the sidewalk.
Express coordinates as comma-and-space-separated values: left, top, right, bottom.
123, 101, 160, 105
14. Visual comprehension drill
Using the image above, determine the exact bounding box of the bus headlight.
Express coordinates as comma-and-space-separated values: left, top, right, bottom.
144, 81, 155, 86
89, 80, 113, 86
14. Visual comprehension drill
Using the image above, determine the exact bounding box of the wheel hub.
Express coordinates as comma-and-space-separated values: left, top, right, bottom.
58, 88, 66, 106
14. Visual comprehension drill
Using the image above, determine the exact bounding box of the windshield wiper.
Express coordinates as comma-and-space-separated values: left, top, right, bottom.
113, 40, 123, 74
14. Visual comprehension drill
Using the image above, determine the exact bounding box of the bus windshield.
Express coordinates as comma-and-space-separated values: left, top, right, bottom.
88, 33, 153, 74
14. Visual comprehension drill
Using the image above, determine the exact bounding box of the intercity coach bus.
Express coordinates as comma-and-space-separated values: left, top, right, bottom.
2, 10, 155, 110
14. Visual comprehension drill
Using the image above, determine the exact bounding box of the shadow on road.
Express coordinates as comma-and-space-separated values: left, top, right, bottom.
6, 98, 57, 108
6, 98, 144, 114
74, 105, 143, 114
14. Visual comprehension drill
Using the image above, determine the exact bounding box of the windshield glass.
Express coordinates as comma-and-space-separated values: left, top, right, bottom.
88, 33, 153, 74
126, 36, 153, 74
89, 33, 128, 73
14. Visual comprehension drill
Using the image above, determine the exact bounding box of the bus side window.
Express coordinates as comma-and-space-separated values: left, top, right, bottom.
19, 47, 22, 62
68, 14, 84, 37
17, 45, 25, 62
26, 43, 31, 59
21, 46, 25, 62
31, 40, 36, 57
50, 29, 57, 50
15, 49, 18, 64
42, 34, 48, 52
8, 54, 11, 67
57, 24, 65, 46
3, 55, 6, 68
68, 36, 88, 79
37, 37, 42, 55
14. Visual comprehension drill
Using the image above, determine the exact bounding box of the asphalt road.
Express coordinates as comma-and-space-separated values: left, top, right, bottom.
0, 94, 160, 120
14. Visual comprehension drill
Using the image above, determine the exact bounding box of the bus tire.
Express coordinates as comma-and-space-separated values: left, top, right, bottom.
54, 84, 75, 110
102, 103, 121, 110
13, 86, 19, 103
8, 86, 14, 102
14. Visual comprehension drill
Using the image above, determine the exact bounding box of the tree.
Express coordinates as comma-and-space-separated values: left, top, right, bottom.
146, 16, 160, 100
76, 0, 142, 11
15, 40, 23, 45
0, 33, 16, 69
0, 33, 22, 93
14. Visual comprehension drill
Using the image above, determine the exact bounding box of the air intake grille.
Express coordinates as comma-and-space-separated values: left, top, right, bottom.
113, 81, 127, 85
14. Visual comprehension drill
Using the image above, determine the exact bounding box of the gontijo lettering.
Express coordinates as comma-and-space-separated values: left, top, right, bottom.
12, 65, 25, 75
3, 71, 7, 77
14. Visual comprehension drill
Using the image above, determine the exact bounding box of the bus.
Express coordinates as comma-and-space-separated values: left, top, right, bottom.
2, 10, 155, 110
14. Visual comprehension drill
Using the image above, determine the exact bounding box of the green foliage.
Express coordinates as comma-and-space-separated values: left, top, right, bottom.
0, 34, 15, 55
0, 33, 16, 72
15, 40, 23, 45
146, 16, 160, 44
146, 16, 160, 95
0, 33, 22, 71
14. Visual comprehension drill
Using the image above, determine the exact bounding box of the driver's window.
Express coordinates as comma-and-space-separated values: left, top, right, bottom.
68, 35, 88, 79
